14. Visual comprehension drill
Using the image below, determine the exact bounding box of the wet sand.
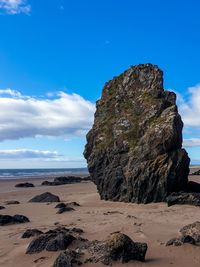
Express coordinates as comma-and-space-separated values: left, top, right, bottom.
0, 173, 200, 266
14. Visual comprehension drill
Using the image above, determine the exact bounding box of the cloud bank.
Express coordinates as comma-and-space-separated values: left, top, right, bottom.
0, 148, 85, 163
183, 138, 200, 148
0, 0, 30, 15
0, 149, 59, 159
0, 89, 95, 141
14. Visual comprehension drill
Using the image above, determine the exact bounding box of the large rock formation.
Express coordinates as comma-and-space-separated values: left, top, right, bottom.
84, 63, 190, 203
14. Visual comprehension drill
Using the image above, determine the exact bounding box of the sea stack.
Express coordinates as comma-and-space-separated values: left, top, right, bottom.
84, 63, 190, 203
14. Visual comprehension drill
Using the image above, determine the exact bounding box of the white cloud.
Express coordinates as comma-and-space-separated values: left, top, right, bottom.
0, 88, 27, 98
183, 138, 200, 148
0, 149, 86, 163
179, 84, 200, 127
44, 157, 85, 162
0, 89, 95, 141
0, 149, 59, 159
0, 0, 30, 15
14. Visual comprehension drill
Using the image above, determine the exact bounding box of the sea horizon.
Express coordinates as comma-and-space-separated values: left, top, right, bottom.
0, 168, 88, 179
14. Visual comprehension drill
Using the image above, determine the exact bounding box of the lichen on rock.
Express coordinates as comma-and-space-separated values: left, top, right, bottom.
84, 63, 190, 203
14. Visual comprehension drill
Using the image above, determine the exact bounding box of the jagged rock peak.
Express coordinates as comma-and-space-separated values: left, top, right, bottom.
84, 63, 190, 204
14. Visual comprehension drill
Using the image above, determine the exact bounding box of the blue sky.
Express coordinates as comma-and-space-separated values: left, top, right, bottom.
0, 0, 200, 168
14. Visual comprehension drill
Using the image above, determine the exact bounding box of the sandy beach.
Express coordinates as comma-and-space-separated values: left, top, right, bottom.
0, 173, 200, 267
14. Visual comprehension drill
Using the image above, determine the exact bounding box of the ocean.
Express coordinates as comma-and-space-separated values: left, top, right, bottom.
0, 168, 88, 179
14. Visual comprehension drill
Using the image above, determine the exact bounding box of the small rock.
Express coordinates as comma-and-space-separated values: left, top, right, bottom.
0, 214, 29, 226
166, 238, 182, 246
57, 207, 74, 214
15, 182, 34, 188
33, 257, 47, 263
22, 229, 43, 238
5, 201, 20, 205
0, 206, 5, 210
55, 203, 66, 209
29, 192, 60, 203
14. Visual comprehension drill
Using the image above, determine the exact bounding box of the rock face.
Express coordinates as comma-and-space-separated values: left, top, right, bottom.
84, 63, 190, 203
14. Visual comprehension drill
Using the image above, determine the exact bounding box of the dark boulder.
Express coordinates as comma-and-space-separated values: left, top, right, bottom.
42, 176, 89, 186
84, 63, 190, 204
85, 233, 147, 265
26, 234, 56, 254
190, 169, 200, 175
0, 214, 29, 226
29, 192, 60, 203
41, 181, 54, 186
46, 233, 75, 251
15, 182, 34, 188
54, 176, 82, 184
166, 221, 200, 246
5, 201, 20, 205
12, 215, 29, 223
0, 206, 5, 210
179, 221, 200, 243
104, 233, 147, 263
0, 215, 13, 226
26, 230, 75, 254
22, 229, 43, 238
167, 192, 200, 206
53, 250, 81, 267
